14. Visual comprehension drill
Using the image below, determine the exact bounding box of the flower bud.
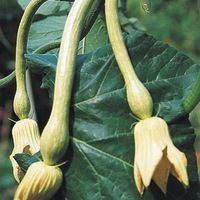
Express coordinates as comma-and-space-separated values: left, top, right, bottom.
13, 87, 31, 119
14, 161, 63, 200
10, 119, 40, 182
126, 78, 153, 120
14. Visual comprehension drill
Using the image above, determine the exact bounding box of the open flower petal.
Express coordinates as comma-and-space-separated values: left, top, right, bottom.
133, 116, 189, 195
134, 160, 145, 195
152, 149, 171, 193
10, 119, 40, 182
14, 161, 63, 200
167, 143, 188, 187
134, 118, 164, 187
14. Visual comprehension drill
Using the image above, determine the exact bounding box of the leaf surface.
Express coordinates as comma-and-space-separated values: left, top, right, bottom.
17, 0, 71, 14
26, 31, 200, 199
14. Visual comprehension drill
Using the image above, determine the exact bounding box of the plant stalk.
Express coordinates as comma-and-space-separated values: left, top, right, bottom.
40, 0, 96, 165
14, 0, 47, 119
105, 0, 153, 119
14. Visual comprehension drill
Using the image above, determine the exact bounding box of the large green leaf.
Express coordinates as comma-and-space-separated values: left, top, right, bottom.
17, 0, 71, 14
27, 15, 66, 52
17, 0, 71, 52
26, 5, 107, 53
26, 30, 200, 199
78, 15, 108, 54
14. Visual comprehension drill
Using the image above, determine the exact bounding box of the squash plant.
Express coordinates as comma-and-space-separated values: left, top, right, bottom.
0, 0, 200, 199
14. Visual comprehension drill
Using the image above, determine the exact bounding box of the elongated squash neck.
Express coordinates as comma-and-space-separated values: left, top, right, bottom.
41, 0, 95, 165
14, 0, 47, 119
105, 0, 153, 119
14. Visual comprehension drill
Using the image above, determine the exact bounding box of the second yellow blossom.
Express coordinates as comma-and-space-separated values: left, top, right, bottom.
133, 116, 188, 195
14, 161, 63, 200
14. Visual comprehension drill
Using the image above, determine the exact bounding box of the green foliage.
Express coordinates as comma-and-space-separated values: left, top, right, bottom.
26, 30, 200, 199
127, 0, 200, 63
14, 0, 200, 199
14, 152, 42, 172
27, 1, 71, 52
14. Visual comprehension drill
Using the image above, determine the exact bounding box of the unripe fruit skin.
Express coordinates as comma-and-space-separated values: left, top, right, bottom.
14, 87, 30, 119
126, 79, 153, 120
105, 0, 153, 120
40, 117, 69, 165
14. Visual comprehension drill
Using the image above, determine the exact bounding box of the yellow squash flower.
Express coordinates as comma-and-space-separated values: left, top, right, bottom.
14, 161, 63, 200
10, 118, 40, 182
134, 116, 189, 195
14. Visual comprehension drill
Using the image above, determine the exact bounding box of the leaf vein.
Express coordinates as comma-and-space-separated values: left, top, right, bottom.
72, 137, 133, 168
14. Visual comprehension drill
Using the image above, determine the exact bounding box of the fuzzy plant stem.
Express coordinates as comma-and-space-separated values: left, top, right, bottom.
13, 0, 46, 119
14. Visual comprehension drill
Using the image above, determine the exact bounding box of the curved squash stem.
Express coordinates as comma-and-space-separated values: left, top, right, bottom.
0, 71, 16, 88
34, 40, 61, 54
105, 0, 138, 83
40, 0, 95, 165
14, 0, 47, 119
